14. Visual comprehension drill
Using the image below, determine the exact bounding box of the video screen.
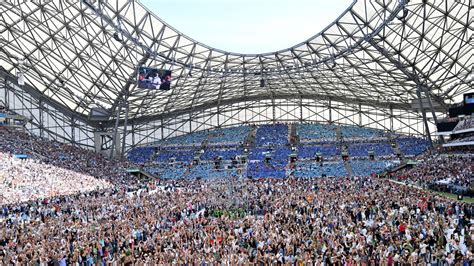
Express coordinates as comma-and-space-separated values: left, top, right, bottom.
464, 93, 474, 105
137, 67, 172, 91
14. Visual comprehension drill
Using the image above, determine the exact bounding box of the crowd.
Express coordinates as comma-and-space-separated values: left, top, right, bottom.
127, 146, 155, 164
0, 127, 137, 203
293, 161, 348, 177
2, 121, 474, 264
395, 154, 473, 189
145, 162, 189, 179
396, 137, 431, 156
155, 147, 196, 163
347, 143, 394, 157
247, 160, 287, 178
254, 124, 289, 146
207, 126, 252, 145
1, 176, 473, 264
186, 164, 240, 179
340, 126, 386, 141
158, 131, 209, 147
0, 152, 111, 205
200, 147, 242, 161
454, 117, 474, 132
350, 160, 399, 177
297, 145, 340, 159
296, 123, 337, 143
449, 133, 474, 144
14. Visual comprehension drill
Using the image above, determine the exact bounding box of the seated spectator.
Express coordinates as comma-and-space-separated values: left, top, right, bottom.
395, 154, 472, 189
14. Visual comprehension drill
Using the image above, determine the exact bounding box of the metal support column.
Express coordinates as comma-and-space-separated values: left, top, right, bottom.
271, 94, 276, 124
109, 101, 123, 159
390, 106, 394, 132
71, 117, 75, 145
39, 100, 44, 138
358, 103, 362, 126
299, 95, 303, 123
121, 100, 130, 158
421, 86, 444, 143
328, 99, 332, 124
416, 87, 432, 145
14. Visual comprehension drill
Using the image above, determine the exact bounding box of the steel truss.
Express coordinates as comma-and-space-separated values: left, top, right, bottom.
0, 0, 471, 154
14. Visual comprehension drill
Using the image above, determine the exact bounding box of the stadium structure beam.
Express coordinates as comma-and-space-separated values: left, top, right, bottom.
415, 87, 433, 145
366, 39, 446, 144
109, 53, 151, 159
0, 67, 94, 127
103, 93, 411, 128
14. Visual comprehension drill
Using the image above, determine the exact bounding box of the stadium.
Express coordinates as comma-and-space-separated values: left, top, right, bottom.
0, 0, 473, 264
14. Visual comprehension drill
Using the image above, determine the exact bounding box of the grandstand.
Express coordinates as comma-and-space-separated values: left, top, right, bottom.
0, 0, 473, 264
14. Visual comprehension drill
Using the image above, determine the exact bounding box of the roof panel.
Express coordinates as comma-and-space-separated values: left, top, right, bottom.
0, 0, 470, 124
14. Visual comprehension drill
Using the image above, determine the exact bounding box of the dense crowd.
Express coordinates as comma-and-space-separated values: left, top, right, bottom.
1, 176, 473, 264
340, 126, 385, 141
350, 159, 399, 177
395, 154, 473, 189
0, 128, 138, 204
254, 124, 289, 146
297, 123, 337, 142
293, 161, 348, 177
207, 126, 252, 145
397, 137, 431, 156
454, 117, 474, 132
2, 123, 473, 264
450, 133, 474, 144
347, 142, 394, 157
0, 152, 111, 204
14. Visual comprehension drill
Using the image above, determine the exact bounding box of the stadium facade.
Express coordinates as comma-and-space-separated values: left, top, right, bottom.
0, 0, 472, 157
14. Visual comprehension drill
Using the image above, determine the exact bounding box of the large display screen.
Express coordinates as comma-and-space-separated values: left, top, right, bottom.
464, 93, 474, 105
137, 67, 172, 91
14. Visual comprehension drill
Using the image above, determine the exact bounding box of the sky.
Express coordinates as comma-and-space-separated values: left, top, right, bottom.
139, 0, 352, 54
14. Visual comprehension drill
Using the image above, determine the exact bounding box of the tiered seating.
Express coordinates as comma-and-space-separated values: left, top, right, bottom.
207, 126, 251, 144
340, 126, 385, 140
449, 133, 474, 143
201, 147, 242, 160
248, 148, 270, 160
249, 147, 291, 160
395, 154, 472, 189
127, 146, 155, 164
186, 164, 239, 179
145, 163, 188, 179
247, 160, 287, 178
453, 116, 474, 131
347, 143, 394, 157
296, 123, 337, 142
350, 160, 398, 176
131, 124, 431, 180
155, 148, 195, 162
297, 145, 340, 158
159, 131, 208, 146
396, 137, 430, 156
293, 161, 347, 178
254, 124, 288, 146
0, 128, 135, 204
0, 152, 112, 204
272, 147, 292, 160
247, 146, 290, 178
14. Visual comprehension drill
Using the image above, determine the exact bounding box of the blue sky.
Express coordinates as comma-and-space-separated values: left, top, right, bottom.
139, 0, 352, 54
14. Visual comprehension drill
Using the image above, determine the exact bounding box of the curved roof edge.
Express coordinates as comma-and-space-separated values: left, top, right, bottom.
137, 0, 358, 57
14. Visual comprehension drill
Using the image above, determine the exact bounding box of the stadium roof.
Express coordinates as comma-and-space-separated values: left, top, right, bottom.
0, 0, 472, 127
